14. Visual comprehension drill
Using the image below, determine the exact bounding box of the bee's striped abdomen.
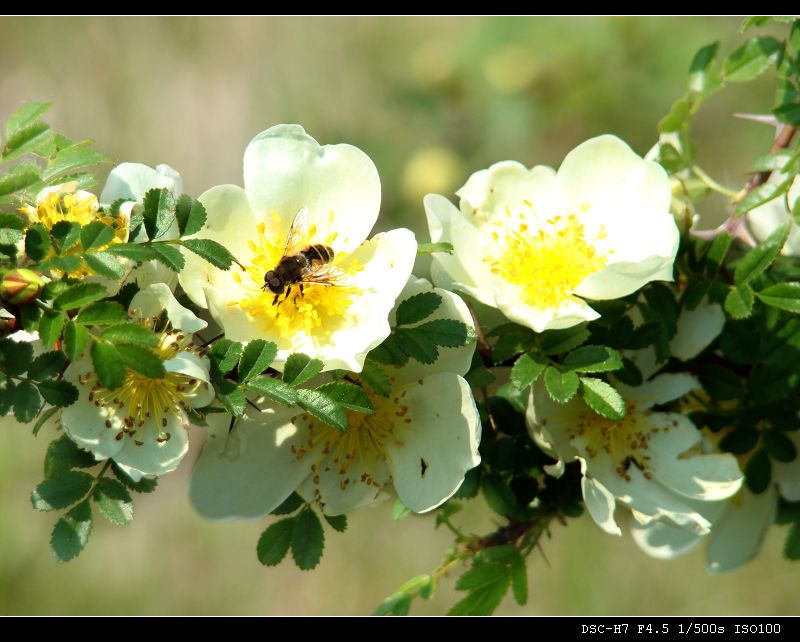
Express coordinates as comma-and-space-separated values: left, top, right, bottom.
301, 244, 335, 265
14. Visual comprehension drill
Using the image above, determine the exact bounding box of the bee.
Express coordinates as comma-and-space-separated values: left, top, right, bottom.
262, 207, 338, 305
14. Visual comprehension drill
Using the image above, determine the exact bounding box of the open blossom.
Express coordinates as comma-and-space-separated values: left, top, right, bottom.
425, 135, 679, 332
190, 277, 481, 518
178, 124, 417, 372
746, 174, 800, 256
61, 284, 213, 481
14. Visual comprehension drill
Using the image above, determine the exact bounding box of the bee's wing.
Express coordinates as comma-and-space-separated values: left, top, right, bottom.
299, 263, 345, 287
281, 207, 310, 256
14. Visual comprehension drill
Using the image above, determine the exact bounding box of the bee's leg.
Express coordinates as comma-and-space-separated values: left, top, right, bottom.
299, 283, 304, 296
272, 293, 279, 306
284, 286, 292, 303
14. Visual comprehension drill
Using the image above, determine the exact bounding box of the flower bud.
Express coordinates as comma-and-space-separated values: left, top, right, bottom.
0, 269, 45, 305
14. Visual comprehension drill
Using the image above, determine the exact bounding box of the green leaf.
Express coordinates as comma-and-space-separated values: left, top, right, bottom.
44, 435, 96, 479
368, 335, 409, 367
324, 514, 347, 532
488, 324, 536, 363
697, 363, 742, 401
283, 353, 324, 386
315, 381, 374, 414
38, 312, 65, 349
482, 475, 517, 517
0, 379, 15, 416
31, 470, 93, 511
50, 220, 81, 254
180, 238, 236, 270
510, 351, 548, 388
394, 326, 439, 364
745, 447, 772, 494
706, 232, 732, 275
112, 463, 158, 494
539, 325, 590, 355
64, 322, 89, 361
449, 573, 510, 616
238, 339, 278, 382
28, 351, 67, 381
13, 380, 41, 423
563, 345, 623, 373
392, 498, 411, 521
543, 367, 580, 403
580, 377, 626, 420
177, 197, 207, 237
296, 388, 347, 432
244, 376, 298, 406
751, 150, 797, 172
32, 405, 58, 436
455, 562, 509, 591
79, 221, 115, 251
0, 337, 34, 375
0, 162, 41, 196
0, 227, 23, 246
54, 283, 108, 311
257, 518, 295, 566
25, 223, 51, 261
209, 338, 243, 376
734, 176, 795, 215
151, 243, 185, 271
785, 522, 800, 560
100, 323, 158, 346
4, 101, 51, 140
688, 41, 719, 93
142, 188, 176, 241
50, 500, 93, 563
763, 430, 797, 463
92, 478, 134, 525
42, 144, 109, 182
658, 96, 692, 133
725, 284, 754, 319
37, 379, 79, 407
723, 37, 783, 83
116, 344, 164, 378
734, 223, 790, 284
395, 292, 442, 326
76, 301, 128, 326
756, 283, 800, 313
774, 101, 800, 126
0, 212, 27, 230
291, 508, 325, 570
416, 242, 454, 254
217, 380, 247, 416
359, 360, 391, 396
91, 342, 125, 389
2, 122, 53, 161
510, 554, 527, 606
105, 243, 158, 263
272, 492, 304, 516
415, 318, 473, 347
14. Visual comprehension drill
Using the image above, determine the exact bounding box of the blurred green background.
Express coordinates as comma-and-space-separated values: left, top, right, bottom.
0, 16, 796, 615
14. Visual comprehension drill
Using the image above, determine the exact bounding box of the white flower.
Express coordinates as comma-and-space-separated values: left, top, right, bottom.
61, 284, 213, 481
425, 135, 679, 332
746, 175, 800, 256
189, 277, 481, 518
178, 124, 417, 372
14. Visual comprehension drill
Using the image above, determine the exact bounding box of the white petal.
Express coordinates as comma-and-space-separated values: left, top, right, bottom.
190, 413, 313, 520
496, 288, 600, 332
631, 519, 704, 560
525, 383, 583, 463
670, 300, 725, 361
129, 283, 207, 333
707, 487, 777, 573
385, 374, 481, 513
164, 351, 214, 409
424, 194, 497, 306
113, 413, 189, 479
100, 162, 183, 204
746, 175, 800, 256
243, 124, 381, 254
582, 466, 622, 536
178, 185, 257, 308
620, 373, 699, 408
123, 259, 179, 292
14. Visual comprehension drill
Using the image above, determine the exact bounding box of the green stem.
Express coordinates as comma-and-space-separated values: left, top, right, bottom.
692, 166, 739, 199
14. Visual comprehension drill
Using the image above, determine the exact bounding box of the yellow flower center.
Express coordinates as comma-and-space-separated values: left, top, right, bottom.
76, 329, 206, 444
487, 208, 608, 310
229, 214, 363, 341
291, 387, 409, 493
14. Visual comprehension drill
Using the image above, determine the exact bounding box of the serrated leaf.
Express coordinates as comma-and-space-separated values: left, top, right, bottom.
91, 342, 125, 389
180, 238, 236, 270
50, 500, 92, 563
510, 554, 527, 606
455, 562, 509, 591
291, 508, 325, 570
756, 283, 800, 313
359, 359, 391, 396
658, 96, 692, 133
324, 514, 347, 532
4, 101, 51, 140
0, 212, 27, 230
142, 188, 176, 241
38, 312, 65, 349
482, 474, 517, 517
177, 197, 207, 237
510, 351, 548, 388
272, 492, 304, 515
216, 379, 247, 416
315, 381, 373, 414
563, 345, 623, 373
725, 284, 754, 319
209, 338, 243, 376
49, 220, 81, 254
415, 318, 473, 347
0, 337, 34, 375
42, 144, 108, 182
27, 351, 67, 381
540, 325, 590, 355
106, 243, 158, 263
2, 122, 53, 161
92, 478, 134, 525
751, 150, 797, 172
368, 335, 409, 367
78, 221, 114, 252
449, 573, 510, 616
76, 301, 128, 326
487, 323, 536, 363
151, 243, 185, 271
723, 36, 783, 83
580, 377, 626, 420
116, 343, 164, 378
100, 323, 158, 346
763, 430, 797, 463
395, 327, 438, 364
64, 321, 89, 361
13, 380, 41, 423
245, 376, 298, 406
0, 162, 41, 196
734, 223, 789, 283
44, 435, 96, 478
745, 447, 772, 494
112, 463, 158, 493
24, 223, 51, 261
84, 251, 127, 281
32, 470, 93, 511
416, 242, 454, 254
688, 41, 719, 94
734, 176, 795, 215
283, 353, 324, 386
238, 339, 278, 382
0, 227, 23, 246
543, 367, 580, 403
395, 292, 441, 326
257, 518, 295, 566
54, 282, 108, 311
296, 388, 347, 431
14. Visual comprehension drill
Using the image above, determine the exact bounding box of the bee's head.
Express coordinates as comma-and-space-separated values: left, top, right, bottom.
264, 271, 284, 294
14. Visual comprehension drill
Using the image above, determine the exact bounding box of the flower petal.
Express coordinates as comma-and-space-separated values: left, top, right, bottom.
164, 351, 214, 409
631, 518, 704, 560
129, 283, 207, 333
385, 373, 481, 513
100, 162, 182, 205
670, 300, 725, 361
496, 288, 600, 332
747, 175, 800, 256
620, 373, 699, 409
582, 465, 622, 536
243, 124, 381, 254
113, 414, 188, 481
